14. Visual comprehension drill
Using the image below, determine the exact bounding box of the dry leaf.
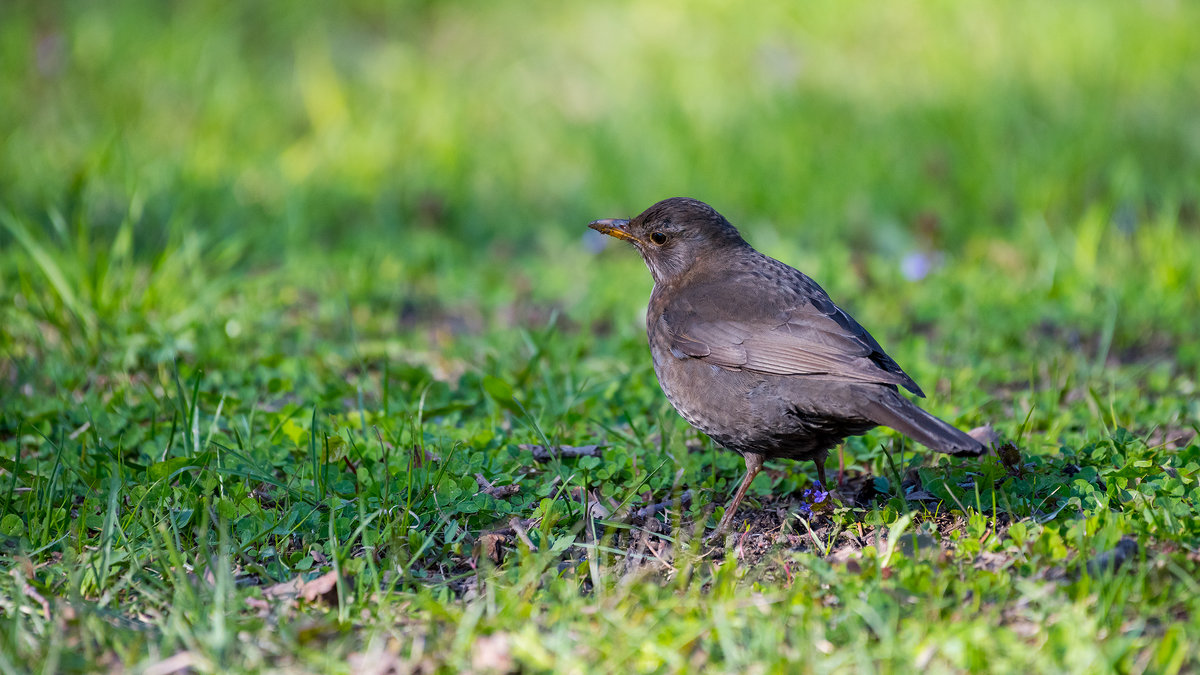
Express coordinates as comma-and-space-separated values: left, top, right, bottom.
261, 575, 305, 599
142, 651, 202, 675
300, 570, 340, 603
477, 533, 507, 565
967, 425, 1000, 447
348, 643, 405, 675
996, 442, 1023, 472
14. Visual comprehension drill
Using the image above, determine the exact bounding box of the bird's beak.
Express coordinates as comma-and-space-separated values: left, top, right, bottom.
587, 218, 638, 244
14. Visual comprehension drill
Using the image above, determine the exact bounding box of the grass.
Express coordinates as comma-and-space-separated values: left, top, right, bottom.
2, 0, 1199, 672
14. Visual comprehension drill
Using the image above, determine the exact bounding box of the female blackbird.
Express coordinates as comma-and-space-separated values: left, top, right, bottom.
589, 197, 985, 538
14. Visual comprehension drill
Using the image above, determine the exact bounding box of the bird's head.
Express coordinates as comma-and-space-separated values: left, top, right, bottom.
588, 197, 748, 284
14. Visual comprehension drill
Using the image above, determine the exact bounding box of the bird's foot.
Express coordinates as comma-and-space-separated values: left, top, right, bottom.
704, 512, 737, 546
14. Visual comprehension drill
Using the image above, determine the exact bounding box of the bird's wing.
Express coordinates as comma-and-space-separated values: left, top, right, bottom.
660, 278, 925, 396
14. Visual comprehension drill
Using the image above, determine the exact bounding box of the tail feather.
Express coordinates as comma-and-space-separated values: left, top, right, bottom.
865, 390, 986, 457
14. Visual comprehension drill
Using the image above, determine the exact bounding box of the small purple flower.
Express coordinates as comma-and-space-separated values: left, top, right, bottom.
798, 487, 830, 517
901, 251, 943, 281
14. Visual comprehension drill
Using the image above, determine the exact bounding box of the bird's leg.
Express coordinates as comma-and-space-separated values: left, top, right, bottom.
814, 448, 846, 504
707, 452, 765, 542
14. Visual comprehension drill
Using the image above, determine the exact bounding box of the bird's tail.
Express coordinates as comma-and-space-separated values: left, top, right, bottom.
865, 389, 986, 457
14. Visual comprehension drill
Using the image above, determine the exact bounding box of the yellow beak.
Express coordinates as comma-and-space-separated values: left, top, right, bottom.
587, 218, 638, 244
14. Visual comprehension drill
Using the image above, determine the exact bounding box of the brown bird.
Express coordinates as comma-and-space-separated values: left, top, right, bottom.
589, 198, 985, 539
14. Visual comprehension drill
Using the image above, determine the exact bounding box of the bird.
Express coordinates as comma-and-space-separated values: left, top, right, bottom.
588, 197, 986, 539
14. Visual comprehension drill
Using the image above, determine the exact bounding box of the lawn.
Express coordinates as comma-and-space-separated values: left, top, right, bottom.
2, 1, 1199, 672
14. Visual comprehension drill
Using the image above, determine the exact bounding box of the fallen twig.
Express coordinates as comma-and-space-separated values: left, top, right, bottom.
475, 473, 520, 499
509, 517, 537, 551
631, 490, 694, 521
21, 582, 51, 620
482, 517, 541, 538
520, 444, 604, 462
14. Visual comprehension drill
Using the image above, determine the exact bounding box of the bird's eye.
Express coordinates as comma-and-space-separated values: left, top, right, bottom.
650, 231, 668, 246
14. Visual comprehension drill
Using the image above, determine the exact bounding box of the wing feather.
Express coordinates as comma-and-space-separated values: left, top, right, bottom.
658, 276, 924, 395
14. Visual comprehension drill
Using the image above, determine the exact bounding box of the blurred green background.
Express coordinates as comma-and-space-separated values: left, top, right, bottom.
3, 3, 1200, 670
3, 0, 1199, 416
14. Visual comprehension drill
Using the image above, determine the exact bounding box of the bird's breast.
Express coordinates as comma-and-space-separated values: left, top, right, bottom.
646, 311, 763, 448
646, 306, 876, 459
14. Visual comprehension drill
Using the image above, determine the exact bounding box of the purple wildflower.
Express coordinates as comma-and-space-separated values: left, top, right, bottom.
798, 487, 830, 517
